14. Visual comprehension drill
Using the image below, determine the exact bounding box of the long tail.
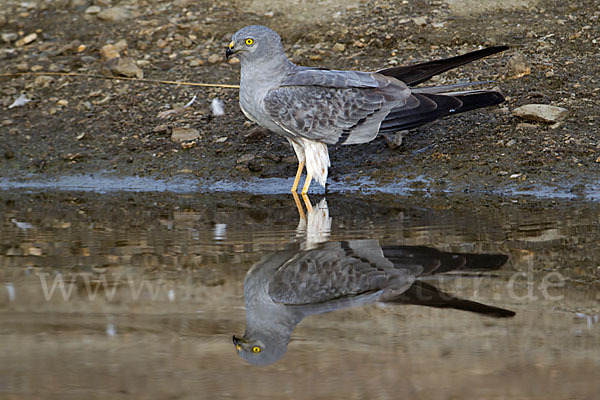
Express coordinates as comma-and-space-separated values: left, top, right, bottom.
379, 246, 514, 317
375, 46, 508, 133
378, 90, 504, 133
381, 245, 509, 275
384, 281, 516, 318
377, 46, 509, 86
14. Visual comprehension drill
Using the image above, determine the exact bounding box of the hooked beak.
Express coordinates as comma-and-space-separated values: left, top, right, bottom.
232, 335, 245, 351
226, 41, 237, 59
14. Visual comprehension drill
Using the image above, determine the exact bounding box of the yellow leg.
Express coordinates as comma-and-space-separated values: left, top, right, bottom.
301, 173, 312, 195
292, 192, 306, 219
290, 161, 305, 193
301, 193, 312, 213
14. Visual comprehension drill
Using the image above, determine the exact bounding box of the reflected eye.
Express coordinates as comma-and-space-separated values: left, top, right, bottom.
245, 38, 254, 46
252, 346, 261, 353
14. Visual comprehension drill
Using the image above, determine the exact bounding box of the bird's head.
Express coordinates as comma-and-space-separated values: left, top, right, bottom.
226, 25, 283, 63
232, 334, 286, 366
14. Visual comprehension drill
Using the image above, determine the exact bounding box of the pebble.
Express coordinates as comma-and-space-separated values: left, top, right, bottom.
189, 58, 204, 67
171, 127, 200, 142
208, 54, 222, 64
113, 39, 128, 53
100, 44, 119, 61
97, 7, 133, 22
1, 33, 18, 43
512, 104, 569, 123
332, 43, 345, 53
412, 16, 428, 26
181, 141, 197, 150
506, 53, 531, 78
236, 154, 256, 164
85, 6, 101, 15
111, 57, 143, 78
15, 33, 38, 47
382, 131, 406, 149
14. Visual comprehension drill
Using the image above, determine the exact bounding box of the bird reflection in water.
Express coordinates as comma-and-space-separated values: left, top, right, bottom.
233, 197, 515, 365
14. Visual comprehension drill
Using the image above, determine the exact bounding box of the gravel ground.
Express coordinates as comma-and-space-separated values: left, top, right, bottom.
1, 0, 599, 196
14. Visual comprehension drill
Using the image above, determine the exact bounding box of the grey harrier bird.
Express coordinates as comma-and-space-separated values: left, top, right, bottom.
233, 240, 515, 365
226, 25, 508, 194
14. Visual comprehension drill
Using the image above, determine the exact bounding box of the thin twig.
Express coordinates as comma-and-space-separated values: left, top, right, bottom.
0, 71, 240, 88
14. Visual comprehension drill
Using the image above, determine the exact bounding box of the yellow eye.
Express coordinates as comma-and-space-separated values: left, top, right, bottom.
245, 38, 254, 46
252, 346, 261, 353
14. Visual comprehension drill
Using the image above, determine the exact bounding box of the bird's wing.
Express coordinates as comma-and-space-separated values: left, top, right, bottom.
267, 240, 420, 312
263, 68, 411, 145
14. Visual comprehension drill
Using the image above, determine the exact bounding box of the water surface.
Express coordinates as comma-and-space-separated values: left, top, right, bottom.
1, 190, 598, 399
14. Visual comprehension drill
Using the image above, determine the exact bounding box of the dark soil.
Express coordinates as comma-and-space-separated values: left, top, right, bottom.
1, 0, 599, 196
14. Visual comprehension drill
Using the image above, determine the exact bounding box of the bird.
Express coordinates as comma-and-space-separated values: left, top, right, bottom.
226, 25, 508, 194
233, 240, 515, 365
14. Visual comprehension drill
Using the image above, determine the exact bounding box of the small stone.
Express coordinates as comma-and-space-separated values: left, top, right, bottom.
85, 6, 101, 14
208, 54, 222, 63
16, 62, 29, 71
512, 104, 569, 123
57, 99, 68, 106
111, 57, 143, 78
153, 124, 168, 134
171, 127, 200, 142
181, 140, 197, 149
189, 58, 204, 67
215, 137, 228, 143
57, 40, 82, 55
28, 247, 42, 256
15, 33, 37, 47
1, 33, 18, 43
97, 7, 132, 22
236, 154, 256, 164
412, 16, 428, 26
506, 53, 531, 78
244, 127, 266, 143
382, 131, 406, 149
516, 122, 537, 129
332, 43, 345, 53
30, 65, 43, 72
100, 44, 119, 61
227, 57, 239, 64
114, 39, 128, 53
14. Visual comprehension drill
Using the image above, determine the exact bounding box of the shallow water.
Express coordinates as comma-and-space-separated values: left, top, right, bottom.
1, 189, 599, 399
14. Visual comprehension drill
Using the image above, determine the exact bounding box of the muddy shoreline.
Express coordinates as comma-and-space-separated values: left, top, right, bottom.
1, 0, 599, 198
